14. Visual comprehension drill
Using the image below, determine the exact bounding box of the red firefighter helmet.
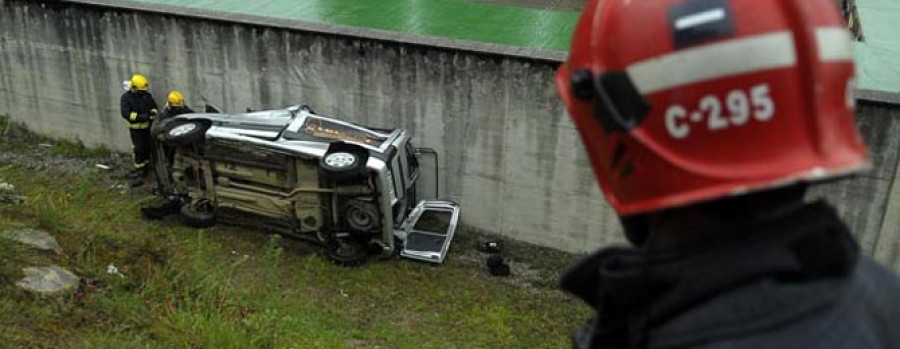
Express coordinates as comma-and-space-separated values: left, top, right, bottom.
556, 0, 869, 216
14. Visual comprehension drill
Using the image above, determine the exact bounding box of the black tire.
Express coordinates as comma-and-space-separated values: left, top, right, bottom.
324, 237, 368, 267
162, 119, 210, 146
141, 198, 181, 220
320, 151, 362, 173
150, 117, 171, 139
180, 200, 216, 228
319, 143, 369, 181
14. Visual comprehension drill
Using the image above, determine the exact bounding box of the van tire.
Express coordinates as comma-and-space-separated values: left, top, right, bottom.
163, 119, 210, 146
325, 237, 367, 267
319, 143, 369, 181
180, 200, 216, 228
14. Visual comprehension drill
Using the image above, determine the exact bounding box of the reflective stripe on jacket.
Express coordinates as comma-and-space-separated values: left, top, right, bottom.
120, 90, 158, 129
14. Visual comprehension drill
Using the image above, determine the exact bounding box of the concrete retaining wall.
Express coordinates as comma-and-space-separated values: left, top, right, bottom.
0, 0, 625, 253
1, 0, 899, 269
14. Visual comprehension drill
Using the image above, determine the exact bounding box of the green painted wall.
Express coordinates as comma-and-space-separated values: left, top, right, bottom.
124, 0, 897, 94
126, 0, 579, 52
856, 0, 900, 93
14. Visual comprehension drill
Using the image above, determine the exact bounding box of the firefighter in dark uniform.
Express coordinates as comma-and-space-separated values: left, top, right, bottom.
154, 90, 194, 176
555, 0, 900, 348
159, 90, 193, 120
120, 74, 158, 187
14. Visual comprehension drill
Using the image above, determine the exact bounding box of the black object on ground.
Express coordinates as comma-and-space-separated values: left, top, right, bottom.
487, 255, 511, 277
478, 240, 501, 254
141, 198, 181, 220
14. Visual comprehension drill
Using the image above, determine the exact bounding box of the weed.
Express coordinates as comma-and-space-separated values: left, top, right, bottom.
31, 193, 72, 233
50, 138, 111, 158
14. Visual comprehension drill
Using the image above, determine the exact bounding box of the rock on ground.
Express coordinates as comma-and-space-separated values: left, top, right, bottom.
1, 228, 62, 253
15, 265, 80, 296
0, 180, 26, 205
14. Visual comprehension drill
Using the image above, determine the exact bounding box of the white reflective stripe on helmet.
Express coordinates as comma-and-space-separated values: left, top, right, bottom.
816, 27, 854, 62
627, 31, 797, 95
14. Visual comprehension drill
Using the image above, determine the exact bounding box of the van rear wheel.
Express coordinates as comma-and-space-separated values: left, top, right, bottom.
325, 237, 367, 267
180, 199, 216, 228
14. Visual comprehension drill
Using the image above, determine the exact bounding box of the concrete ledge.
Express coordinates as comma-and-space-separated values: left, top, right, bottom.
57, 0, 900, 108
858, 89, 900, 106
59, 0, 569, 63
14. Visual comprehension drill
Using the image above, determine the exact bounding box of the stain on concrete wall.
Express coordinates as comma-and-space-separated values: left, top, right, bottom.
0, 0, 625, 253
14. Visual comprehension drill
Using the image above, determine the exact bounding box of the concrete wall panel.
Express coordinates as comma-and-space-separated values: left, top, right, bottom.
2, 0, 898, 266
0, 0, 624, 253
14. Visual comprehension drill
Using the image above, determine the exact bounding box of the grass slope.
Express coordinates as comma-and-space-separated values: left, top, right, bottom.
0, 116, 590, 348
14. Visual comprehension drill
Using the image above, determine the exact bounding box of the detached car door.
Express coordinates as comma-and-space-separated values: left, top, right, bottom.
400, 200, 460, 264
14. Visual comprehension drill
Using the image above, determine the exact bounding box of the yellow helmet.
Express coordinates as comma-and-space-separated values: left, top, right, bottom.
130, 74, 149, 91
167, 90, 185, 107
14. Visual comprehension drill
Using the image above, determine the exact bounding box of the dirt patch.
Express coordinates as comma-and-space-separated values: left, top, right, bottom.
86, 236, 168, 283
450, 226, 585, 291
0, 119, 132, 180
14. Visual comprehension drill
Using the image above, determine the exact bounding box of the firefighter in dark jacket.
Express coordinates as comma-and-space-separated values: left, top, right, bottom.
160, 90, 193, 120
555, 0, 900, 348
120, 74, 158, 187
153, 90, 193, 177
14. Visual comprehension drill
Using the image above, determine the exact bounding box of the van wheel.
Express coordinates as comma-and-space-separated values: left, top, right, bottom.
181, 199, 216, 228
345, 200, 380, 232
322, 152, 361, 172
163, 120, 210, 146
325, 237, 367, 267
319, 143, 369, 181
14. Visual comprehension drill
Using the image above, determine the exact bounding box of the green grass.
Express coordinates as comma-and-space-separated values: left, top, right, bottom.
48, 138, 111, 158
0, 114, 110, 158
0, 163, 589, 348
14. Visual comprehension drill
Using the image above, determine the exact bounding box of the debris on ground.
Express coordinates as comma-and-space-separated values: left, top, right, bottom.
16, 265, 80, 296
95, 164, 111, 170
106, 264, 124, 278
0, 180, 26, 205
487, 255, 511, 277
1, 228, 62, 253
478, 240, 501, 254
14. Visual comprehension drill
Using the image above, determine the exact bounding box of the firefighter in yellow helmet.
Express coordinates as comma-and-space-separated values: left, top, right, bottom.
148, 90, 195, 191
160, 90, 194, 120
119, 74, 159, 187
